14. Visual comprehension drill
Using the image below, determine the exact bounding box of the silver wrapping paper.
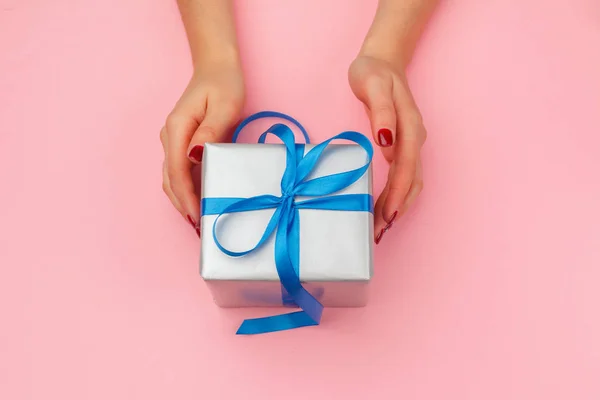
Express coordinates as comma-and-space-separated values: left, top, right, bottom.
200, 142, 373, 307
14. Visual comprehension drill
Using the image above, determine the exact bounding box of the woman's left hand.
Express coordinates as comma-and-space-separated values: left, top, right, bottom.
349, 55, 427, 244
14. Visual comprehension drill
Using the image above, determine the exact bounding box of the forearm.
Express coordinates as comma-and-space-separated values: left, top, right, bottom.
360, 0, 438, 69
177, 0, 240, 68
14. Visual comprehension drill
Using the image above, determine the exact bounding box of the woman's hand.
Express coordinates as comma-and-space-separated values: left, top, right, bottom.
350, 0, 437, 243
349, 55, 426, 244
161, 57, 245, 235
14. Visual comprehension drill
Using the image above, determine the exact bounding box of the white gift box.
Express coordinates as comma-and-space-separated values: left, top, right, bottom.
200, 142, 374, 308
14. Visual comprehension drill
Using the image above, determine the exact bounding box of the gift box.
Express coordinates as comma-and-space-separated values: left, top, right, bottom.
199, 112, 374, 334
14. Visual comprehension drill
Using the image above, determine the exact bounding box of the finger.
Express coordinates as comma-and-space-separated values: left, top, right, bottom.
373, 167, 392, 244
163, 160, 201, 238
382, 118, 423, 222
357, 76, 397, 148
162, 160, 183, 216
165, 114, 201, 225
402, 159, 423, 213
161, 126, 191, 216
161, 125, 198, 226
187, 101, 241, 164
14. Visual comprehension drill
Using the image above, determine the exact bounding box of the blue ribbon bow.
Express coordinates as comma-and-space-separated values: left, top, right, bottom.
201, 111, 374, 334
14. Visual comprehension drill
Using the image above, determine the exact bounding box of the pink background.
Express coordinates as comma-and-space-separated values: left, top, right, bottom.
2, 0, 600, 399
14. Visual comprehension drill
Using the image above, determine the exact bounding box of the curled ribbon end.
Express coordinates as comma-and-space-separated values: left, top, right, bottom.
235, 310, 321, 335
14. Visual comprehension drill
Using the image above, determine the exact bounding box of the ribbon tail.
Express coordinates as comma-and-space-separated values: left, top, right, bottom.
236, 201, 323, 335
282, 205, 300, 306
236, 311, 318, 335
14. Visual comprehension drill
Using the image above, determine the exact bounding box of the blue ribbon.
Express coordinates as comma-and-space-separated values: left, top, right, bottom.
201, 111, 373, 334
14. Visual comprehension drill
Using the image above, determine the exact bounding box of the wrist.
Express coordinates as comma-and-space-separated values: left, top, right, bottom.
192, 43, 241, 73
178, 0, 240, 73
359, 37, 408, 72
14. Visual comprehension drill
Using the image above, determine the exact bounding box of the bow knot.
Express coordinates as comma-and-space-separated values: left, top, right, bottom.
280, 190, 294, 200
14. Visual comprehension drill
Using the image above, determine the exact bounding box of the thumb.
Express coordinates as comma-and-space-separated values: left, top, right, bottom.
187, 106, 237, 164
361, 76, 397, 148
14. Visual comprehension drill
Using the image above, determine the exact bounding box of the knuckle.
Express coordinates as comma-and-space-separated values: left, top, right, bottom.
409, 110, 423, 125
159, 126, 167, 145
420, 126, 428, 144
165, 112, 184, 133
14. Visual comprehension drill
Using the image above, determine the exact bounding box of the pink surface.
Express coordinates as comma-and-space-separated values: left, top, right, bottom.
2, 0, 600, 399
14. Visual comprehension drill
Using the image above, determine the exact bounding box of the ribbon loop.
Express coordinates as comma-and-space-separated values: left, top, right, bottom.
202, 111, 373, 335
211, 196, 283, 257
232, 111, 311, 144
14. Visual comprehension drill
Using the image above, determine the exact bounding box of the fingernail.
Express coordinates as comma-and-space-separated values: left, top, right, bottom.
196, 227, 201, 238
375, 229, 384, 244
378, 129, 393, 147
384, 211, 398, 228
187, 215, 196, 227
188, 145, 204, 163
376, 211, 398, 244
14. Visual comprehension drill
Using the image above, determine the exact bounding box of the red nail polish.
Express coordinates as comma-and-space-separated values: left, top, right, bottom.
378, 129, 393, 147
384, 211, 398, 229
187, 215, 196, 227
196, 227, 201, 238
375, 229, 384, 244
189, 145, 204, 163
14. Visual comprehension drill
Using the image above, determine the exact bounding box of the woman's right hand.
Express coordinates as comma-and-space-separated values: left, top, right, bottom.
161, 56, 245, 236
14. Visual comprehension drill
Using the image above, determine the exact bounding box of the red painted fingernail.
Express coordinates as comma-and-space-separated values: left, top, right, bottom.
384, 211, 398, 228
188, 145, 204, 163
378, 129, 393, 147
187, 215, 196, 227
375, 229, 384, 244
196, 227, 201, 238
